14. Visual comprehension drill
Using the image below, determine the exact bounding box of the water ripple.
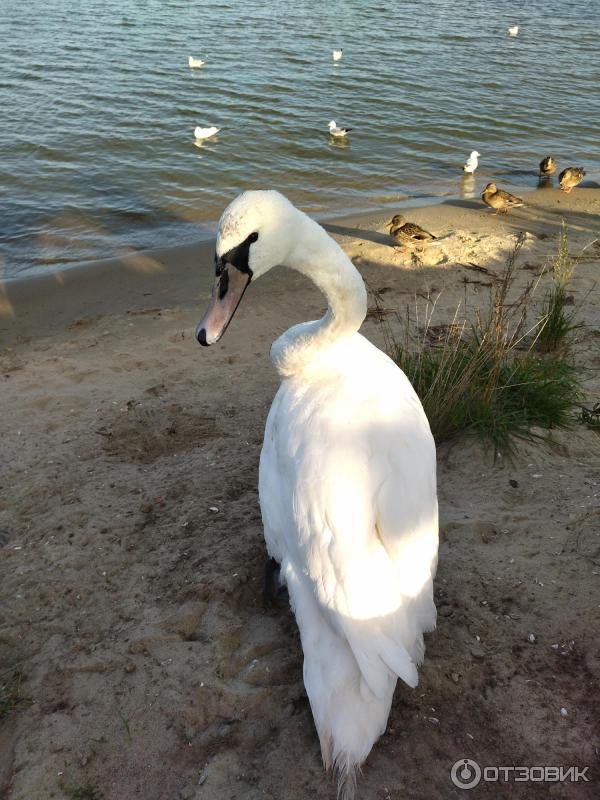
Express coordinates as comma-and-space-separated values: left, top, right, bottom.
1, 0, 599, 277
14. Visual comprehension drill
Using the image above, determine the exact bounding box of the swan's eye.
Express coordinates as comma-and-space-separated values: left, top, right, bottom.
218, 267, 229, 299
216, 232, 257, 278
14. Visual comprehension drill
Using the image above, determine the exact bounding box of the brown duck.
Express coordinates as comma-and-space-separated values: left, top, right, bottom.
481, 183, 525, 214
539, 156, 557, 177
558, 167, 585, 193
388, 214, 436, 250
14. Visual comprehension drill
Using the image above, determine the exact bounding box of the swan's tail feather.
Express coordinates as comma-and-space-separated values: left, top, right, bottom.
335, 756, 358, 800
285, 561, 397, 792
320, 732, 334, 772
283, 560, 435, 799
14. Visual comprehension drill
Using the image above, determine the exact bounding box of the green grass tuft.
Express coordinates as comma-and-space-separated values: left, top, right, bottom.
61, 785, 104, 800
579, 403, 600, 434
394, 337, 581, 450
0, 665, 25, 719
535, 222, 582, 353
374, 230, 585, 451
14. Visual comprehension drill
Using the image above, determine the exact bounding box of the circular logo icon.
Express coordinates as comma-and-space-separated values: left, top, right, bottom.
451, 758, 482, 790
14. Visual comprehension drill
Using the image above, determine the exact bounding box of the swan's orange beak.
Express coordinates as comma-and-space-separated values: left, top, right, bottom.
195, 262, 251, 346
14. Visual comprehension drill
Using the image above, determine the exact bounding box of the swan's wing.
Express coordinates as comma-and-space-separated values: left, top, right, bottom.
259, 386, 287, 564
274, 347, 438, 698
324, 371, 438, 696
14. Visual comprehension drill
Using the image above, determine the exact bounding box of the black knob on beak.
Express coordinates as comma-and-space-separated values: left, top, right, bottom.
196, 326, 209, 346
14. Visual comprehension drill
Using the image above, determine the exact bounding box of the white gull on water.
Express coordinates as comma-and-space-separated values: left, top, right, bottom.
328, 120, 351, 137
194, 126, 220, 140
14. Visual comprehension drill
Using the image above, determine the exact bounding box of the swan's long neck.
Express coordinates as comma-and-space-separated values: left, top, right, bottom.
271, 213, 367, 375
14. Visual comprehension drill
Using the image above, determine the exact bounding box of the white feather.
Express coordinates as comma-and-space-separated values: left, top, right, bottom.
213, 190, 439, 800
193, 125, 220, 140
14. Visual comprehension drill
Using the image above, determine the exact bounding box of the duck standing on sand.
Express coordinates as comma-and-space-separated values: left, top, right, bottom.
481, 183, 525, 214
539, 156, 557, 177
558, 167, 585, 193
463, 150, 480, 174
388, 214, 436, 252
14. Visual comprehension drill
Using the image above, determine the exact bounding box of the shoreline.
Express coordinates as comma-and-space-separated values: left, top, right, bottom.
2, 186, 599, 344
3, 171, 598, 287
3, 189, 457, 286
7, 171, 600, 291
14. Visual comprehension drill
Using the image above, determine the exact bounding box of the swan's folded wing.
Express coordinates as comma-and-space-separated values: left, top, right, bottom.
302, 383, 438, 699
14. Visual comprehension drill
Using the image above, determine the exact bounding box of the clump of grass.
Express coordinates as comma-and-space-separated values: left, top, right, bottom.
535, 222, 581, 353
374, 232, 584, 451
0, 664, 25, 719
61, 783, 104, 800
579, 402, 600, 434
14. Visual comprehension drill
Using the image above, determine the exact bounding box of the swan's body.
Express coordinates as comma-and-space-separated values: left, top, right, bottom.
333, 49, 343, 61
508, 25, 519, 36
196, 191, 438, 800
194, 125, 220, 140
328, 120, 352, 137
188, 55, 205, 68
463, 150, 480, 174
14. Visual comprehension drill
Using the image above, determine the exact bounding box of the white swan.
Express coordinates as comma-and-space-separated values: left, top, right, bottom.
195, 190, 439, 800
328, 120, 352, 137
188, 55, 205, 68
193, 125, 220, 140
507, 25, 519, 37
463, 150, 480, 173
332, 48, 343, 61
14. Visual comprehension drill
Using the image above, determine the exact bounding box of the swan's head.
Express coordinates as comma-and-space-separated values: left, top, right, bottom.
196, 190, 297, 346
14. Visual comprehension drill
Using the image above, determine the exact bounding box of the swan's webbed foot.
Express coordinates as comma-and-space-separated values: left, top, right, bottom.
262, 556, 282, 608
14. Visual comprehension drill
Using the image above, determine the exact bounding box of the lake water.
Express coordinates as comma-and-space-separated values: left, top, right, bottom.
1, 0, 598, 279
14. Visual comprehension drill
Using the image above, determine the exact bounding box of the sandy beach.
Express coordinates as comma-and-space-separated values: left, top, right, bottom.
1, 188, 599, 799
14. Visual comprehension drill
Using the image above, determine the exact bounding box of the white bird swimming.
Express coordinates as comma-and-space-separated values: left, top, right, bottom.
193, 125, 220, 140
196, 190, 439, 800
507, 25, 519, 36
332, 49, 343, 61
463, 150, 481, 174
328, 120, 352, 137
188, 55, 205, 68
